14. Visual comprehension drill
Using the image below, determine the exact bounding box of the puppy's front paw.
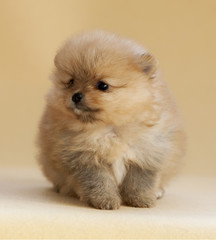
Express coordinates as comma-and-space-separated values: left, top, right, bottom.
123, 192, 156, 208
88, 194, 121, 210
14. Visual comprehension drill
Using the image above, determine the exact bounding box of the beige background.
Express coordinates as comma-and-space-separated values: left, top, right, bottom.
0, 0, 215, 176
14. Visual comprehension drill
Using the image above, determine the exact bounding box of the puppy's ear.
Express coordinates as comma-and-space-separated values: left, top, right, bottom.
54, 53, 61, 68
138, 53, 158, 78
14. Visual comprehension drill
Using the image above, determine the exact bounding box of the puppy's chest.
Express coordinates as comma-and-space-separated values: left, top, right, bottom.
89, 127, 137, 185
91, 127, 135, 162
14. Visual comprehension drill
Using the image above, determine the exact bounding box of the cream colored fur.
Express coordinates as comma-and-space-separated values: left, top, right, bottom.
37, 31, 185, 209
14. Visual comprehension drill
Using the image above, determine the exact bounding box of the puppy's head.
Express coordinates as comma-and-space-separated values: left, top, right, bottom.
50, 31, 158, 126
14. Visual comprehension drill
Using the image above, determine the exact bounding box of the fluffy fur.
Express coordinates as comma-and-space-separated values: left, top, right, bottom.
37, 31, 185, 210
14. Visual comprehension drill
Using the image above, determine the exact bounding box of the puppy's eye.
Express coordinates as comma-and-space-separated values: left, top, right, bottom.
97, 81, 109, 91
68, 79, 74, 88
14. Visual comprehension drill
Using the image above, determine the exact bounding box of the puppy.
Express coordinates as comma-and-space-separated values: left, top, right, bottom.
37, 31, 185, 210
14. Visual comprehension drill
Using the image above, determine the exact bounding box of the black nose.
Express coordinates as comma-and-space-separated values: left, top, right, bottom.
72, 92, 84, 104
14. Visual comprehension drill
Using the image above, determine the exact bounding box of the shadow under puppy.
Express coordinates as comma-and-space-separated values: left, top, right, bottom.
37, 31, 185, 210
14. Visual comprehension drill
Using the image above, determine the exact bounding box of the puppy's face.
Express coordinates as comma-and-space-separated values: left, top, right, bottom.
50, 32, 158, 126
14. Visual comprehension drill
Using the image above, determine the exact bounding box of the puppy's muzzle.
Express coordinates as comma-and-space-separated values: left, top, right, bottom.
71, 92, 100, 113
72, 92, 84, 104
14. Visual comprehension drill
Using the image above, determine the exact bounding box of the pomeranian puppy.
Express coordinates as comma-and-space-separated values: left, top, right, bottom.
37, 31, 185, 210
